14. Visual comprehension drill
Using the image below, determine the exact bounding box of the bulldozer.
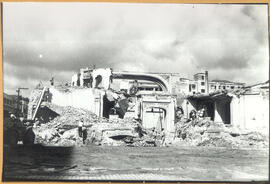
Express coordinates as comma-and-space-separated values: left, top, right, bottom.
3, 115, 35, 146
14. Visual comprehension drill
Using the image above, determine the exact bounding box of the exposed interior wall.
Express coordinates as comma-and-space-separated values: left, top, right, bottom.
214, 100, 231, 124
231, 94, 269, 133
50, 87, 104, 116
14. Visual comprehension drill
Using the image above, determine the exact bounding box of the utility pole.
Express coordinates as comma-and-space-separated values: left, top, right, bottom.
16, 87, 28, 117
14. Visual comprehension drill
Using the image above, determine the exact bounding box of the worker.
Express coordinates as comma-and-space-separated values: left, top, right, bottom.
161, 128, 166, 147
175, 106, 184, 121
18, 117, 24, 127
189, 110, 197, 121
10, 114, 16, 120
90, 130, 96, 144
152, 128, 157, 146
129, 80, 139, 95
82, 127, 87, 144
89, 74, 93, 88
115, 95, 129, 119
78, 118, 84, 137
198, 106, 207, 119
50, 77, 54, 86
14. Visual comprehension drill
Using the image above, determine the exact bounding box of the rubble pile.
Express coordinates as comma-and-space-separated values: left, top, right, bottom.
33, 102, 268, 148
41, 102, 109, 127
33, 103, 160, 147
174, 118, 269, 148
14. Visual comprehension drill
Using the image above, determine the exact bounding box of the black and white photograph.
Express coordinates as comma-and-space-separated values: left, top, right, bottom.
2, 2, 269, 182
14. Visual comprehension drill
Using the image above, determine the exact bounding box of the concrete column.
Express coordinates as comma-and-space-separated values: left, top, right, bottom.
167, 101, 175, 133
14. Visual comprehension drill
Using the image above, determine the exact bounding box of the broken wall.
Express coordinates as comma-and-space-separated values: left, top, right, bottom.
231, 93, 269, 134
71, 74, 79, 87
49, 87, 104, 117
92, 68, 112, 89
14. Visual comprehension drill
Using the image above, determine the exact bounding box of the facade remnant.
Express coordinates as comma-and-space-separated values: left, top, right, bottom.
138, 93, 176, 133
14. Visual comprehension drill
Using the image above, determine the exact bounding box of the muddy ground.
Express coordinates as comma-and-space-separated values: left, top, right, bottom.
3, 144, 268, 182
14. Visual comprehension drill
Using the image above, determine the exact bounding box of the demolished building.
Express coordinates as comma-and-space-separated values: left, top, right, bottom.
28, 68, 269, 144
29, 68, 177, 136
178, 81, 269, 134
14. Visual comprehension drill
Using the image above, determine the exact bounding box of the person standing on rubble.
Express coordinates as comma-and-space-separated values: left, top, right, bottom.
152, 128, 157, 146
50, 77, 54, 86
161, 128, 166, 147
78, 118, 84, 137
189, 110, 197, 121
175, 106, 184, 121
82, 127, 87, 144
129, 80, 139, 95
198, 106, 207, 119
90, 130, 96, 144
115, 93, 129, 119
89, 73, 93, 88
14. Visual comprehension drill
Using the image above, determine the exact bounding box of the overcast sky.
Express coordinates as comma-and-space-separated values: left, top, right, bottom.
3, 2, 269, 96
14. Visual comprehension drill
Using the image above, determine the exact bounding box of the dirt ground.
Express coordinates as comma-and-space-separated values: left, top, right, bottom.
2, 144, 268, 182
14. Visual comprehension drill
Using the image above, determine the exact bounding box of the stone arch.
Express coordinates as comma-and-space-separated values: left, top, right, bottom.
112, 72, 170, 93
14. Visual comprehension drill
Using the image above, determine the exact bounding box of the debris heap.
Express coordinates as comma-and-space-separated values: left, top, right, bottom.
33, 102, 159, 147
173, 118, 269, 148
33, 102, 268, 148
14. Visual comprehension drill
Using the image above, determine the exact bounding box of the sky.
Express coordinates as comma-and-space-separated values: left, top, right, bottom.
2, 2, 269, 96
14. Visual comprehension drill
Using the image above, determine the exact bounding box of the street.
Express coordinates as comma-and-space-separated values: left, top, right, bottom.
3, 144, 268, 181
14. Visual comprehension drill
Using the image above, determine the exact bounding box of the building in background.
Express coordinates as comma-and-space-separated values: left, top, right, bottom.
209, 80, 245, 93
3, 92, 29, 118
3, 93, 17, 116
169, 71, 245, 96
